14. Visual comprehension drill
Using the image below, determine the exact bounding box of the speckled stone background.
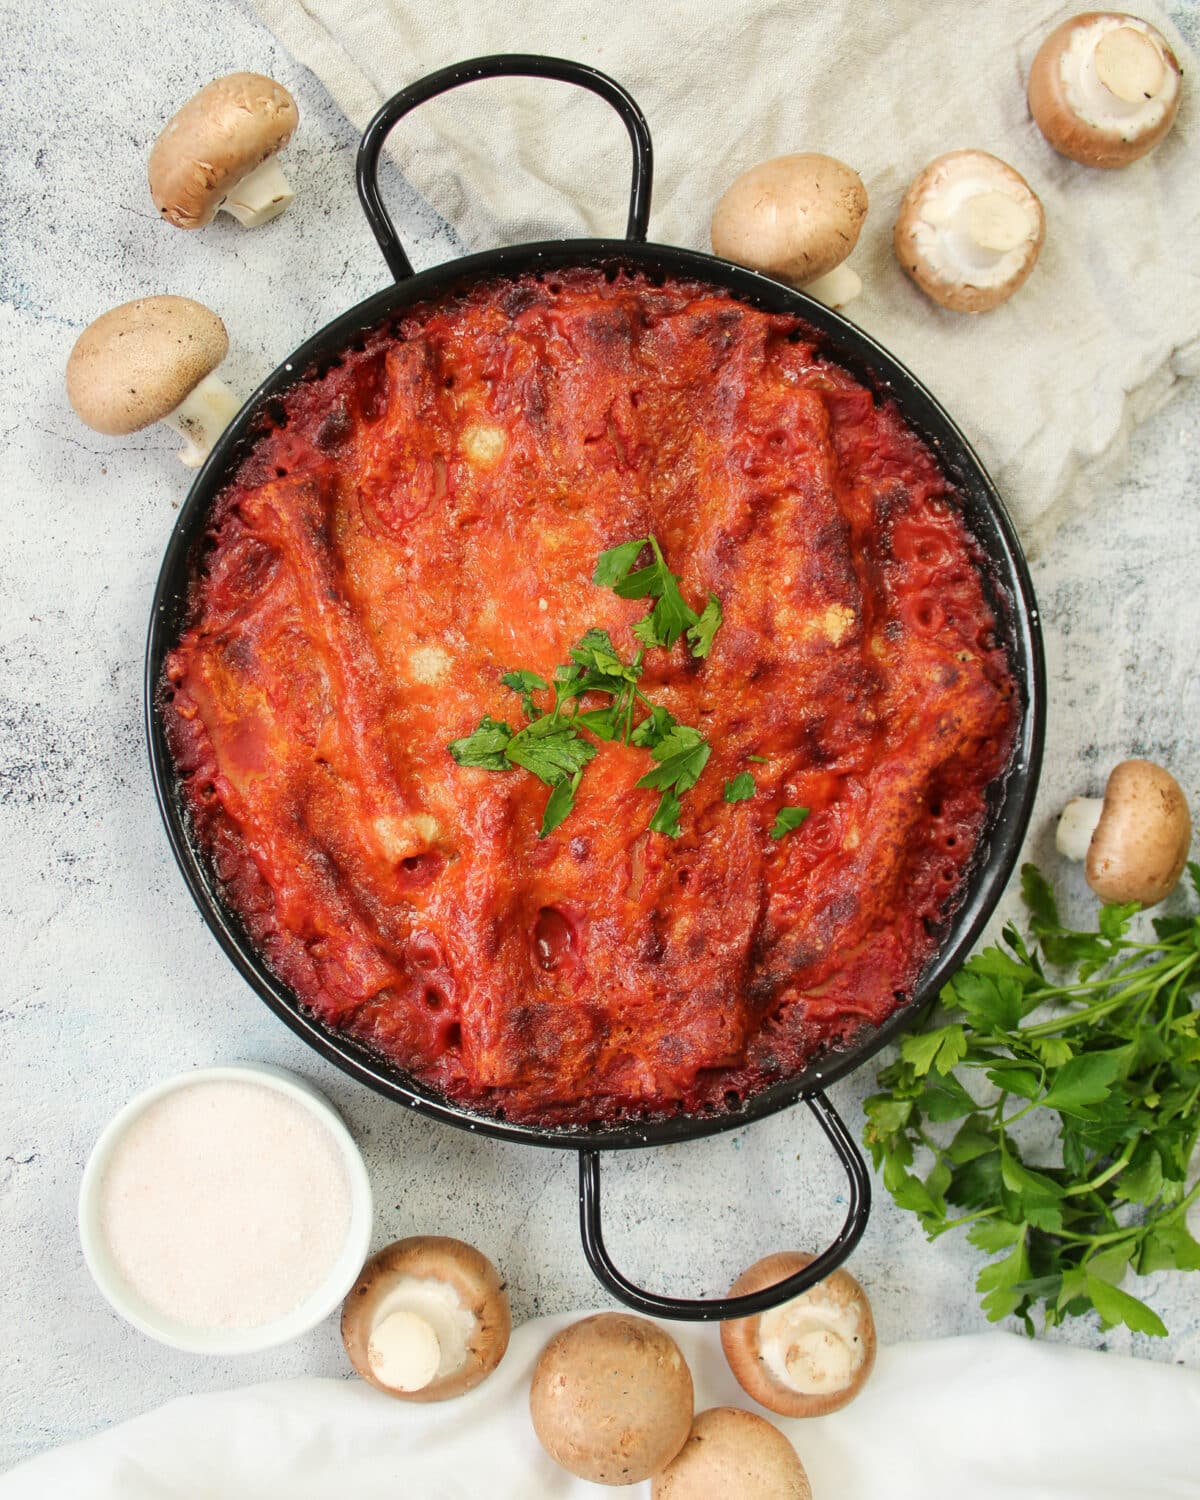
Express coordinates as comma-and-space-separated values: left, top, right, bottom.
2, 0, 1198, 1470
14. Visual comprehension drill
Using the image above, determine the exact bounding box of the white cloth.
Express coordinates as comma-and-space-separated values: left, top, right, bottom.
248, 0, 1198, 554
4, 1315, 1199, 1496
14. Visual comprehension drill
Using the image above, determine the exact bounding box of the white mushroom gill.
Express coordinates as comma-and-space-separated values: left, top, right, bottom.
1060, 16, 1178, 134
222, 158, 295, 228
758, 1292, 865, 1396
367, 1275, 476, 1391
913, 169, 1041, 291
165, 372, 242, 469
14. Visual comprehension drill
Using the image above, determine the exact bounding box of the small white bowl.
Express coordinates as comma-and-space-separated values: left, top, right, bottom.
79, 1063, 373, 1355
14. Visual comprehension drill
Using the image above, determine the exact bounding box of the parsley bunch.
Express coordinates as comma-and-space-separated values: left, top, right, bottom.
865, 863, 1200, 1338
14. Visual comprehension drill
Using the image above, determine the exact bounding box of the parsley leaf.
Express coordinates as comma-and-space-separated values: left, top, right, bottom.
770, 806, 810, 840
686, 593, 723, 659
865, 862, 1200, 1339
501, 669, 549, 720
636, 724, 711, 797
506, 716, 597, 786
500, 669, 548, 693
592, 538, 653, 589
649, 789, 682, 838
540, 769, 583, 838
724, 771, 756, 803
594, 534, 711, 653
1086, 1278, 1168, 1338
629, 702, 677, 750
569, 628, 633, 681
448, 716, 514, 771
571, 707, 622, 741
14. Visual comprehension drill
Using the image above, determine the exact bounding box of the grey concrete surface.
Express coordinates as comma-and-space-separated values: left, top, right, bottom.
1, 0, 1197, 1468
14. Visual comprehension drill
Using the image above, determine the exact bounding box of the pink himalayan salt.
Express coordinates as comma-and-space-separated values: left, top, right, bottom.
99, 1078, 352, 1331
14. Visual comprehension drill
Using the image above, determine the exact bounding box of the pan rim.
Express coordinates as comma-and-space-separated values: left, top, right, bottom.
145, 238, 1046, 1151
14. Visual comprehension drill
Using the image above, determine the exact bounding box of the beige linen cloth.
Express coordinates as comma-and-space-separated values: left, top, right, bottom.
5, 1321, 1200, 1496
252, 0, 1199, 551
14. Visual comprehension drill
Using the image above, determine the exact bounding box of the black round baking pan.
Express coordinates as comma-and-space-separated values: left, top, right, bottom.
146, 55, 1046, 1320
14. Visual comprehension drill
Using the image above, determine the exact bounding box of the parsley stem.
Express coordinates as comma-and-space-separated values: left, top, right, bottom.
1021, 956, 1197, 1037
1062, 1140, 1136, 1198
1025, 947, 1193, 1003
926, 1206, 1001, 1239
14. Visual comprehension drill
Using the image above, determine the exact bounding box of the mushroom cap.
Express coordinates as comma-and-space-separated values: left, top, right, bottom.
720, 1251, 876, 1418
340, 1235, 510, 1402
652, 1408, 812, 1500
149, 72, 299, 229
1028, 12, 1182, 168
1085, 759, 1192, 905
66, 296, 229, 435
711, 154, 868, 286
893, 149, 1045, 313
529, 1312, 694, 1484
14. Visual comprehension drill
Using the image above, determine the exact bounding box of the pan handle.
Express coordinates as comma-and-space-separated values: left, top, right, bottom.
356, 54, 654, 282
577, 1090, 871, 1322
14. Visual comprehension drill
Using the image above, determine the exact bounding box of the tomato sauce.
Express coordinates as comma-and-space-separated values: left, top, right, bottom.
164, 267, 1018, 1126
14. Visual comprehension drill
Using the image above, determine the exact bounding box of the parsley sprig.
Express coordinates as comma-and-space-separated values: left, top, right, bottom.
593, 535, 722, 656
449, 628, 651, 837
450, 621, 712, 838
451, 535, 725, 837
864, 863, 1200, 1339
448, 536, 808, 842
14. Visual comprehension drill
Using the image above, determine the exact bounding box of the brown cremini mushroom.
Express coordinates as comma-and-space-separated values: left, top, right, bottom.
1028, 12, 1182, 167
894, 150, 1045, 313
149, 72, 299, 229
1055, 759, 1192, 906
711, 154, 868, 308
65, 296, 239, 468
529, 1312, 693, 1485
341, 1236, 510, 1402
721, 1252, 876, 1418
652, 1407, 812, 1500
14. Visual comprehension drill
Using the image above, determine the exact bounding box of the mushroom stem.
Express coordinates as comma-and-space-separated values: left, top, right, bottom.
1056, 796, 1104, 862
1094, 25, 1166, 103
780, 1328, 856, 1393
368, 1310, 442, 1393
802, 263, 863, 309
164, 372, 241, 468
222, 157, 294, 227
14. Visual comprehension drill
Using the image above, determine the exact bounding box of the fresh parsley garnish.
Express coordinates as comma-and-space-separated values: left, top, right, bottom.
770, 806, 810, 839
648, 789, 683, 838
447, 710, 596, 792
593, 535, 721, 656
629, 702, 677, 750
864, 862, 1200, 1339
540, 769, 583, 838
687, 594, 723, 659
724, 772, 756, 803
635, 725, 712, 797
505, 714, 598, 786
449, 540, 728, 837
448, 716, 514, 772
500, 669, 549, 720
635, 725, 712, 841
